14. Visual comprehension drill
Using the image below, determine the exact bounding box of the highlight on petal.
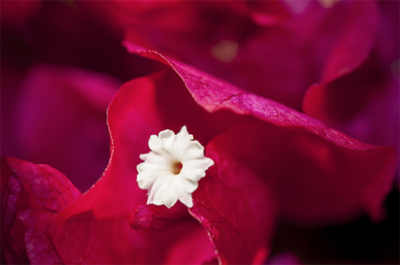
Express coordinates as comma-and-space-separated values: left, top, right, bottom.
137, 126, 214, 208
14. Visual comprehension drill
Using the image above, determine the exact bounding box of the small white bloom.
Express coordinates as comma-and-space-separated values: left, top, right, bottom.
137, 126, 214, 208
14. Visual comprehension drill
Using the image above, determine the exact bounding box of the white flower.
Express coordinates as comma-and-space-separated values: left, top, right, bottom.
137, 126, 214, 208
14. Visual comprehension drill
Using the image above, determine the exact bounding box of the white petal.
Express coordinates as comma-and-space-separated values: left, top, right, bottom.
179, 126, 193, 140
137, 126, 213, 208
181, 169, 206, 182
147, 175, 168, 204
179, 195, 193, 208
159, 129, 176, 150
148, 135, 163, 153
137, 168, 170, 190
175, 179, 194, 207
181, 141, 204, 161
172, 127, 193, 160
141, 152, 170, 166
153, 179, 178, 208
137, 173, 156, 190
137, 160, 169, 174
181, 177, 199, 193
183, 157, 214, 171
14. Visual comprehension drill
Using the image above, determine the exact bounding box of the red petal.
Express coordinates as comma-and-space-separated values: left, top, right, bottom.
1, 161, 27, 264
195, 0, 291, 26
118, 1, 379, 112
122, 46, 397, 258
302, 1, 399, 157
46, 76, 214, 264
122, 44, 394, 152
205, 122, 397, 224
303, 0, 384, 121
1, 157, 81, 264
247, 0, 291, 26
15, 64, 119, 191
7, 43, 393, 264
304, 57, 384, 122
190, 142, 277, 264
375, 0, 400, 66
130, 204, 190, 230
320, 0, 379, 83
303, 57, 399, 155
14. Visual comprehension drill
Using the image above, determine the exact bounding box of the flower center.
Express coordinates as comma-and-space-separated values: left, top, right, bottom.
171, 161, 183, 175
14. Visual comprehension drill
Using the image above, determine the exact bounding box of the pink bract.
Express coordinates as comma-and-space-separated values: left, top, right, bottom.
303, 0, 399, 154
2, 45, 397, 264
14, 64, 120, 192
1, 157, 81, 264
82, 0, 381, 110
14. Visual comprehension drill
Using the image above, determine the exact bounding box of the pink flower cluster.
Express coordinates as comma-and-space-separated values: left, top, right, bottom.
1, 0, 398, 264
